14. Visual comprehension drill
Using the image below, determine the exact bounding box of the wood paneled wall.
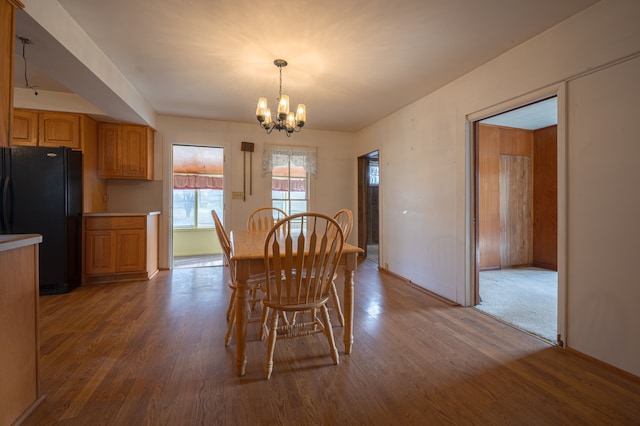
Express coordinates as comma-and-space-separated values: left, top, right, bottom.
533, 125, 557, 270
478, 124, 557, 270
500, 155, 532, 267
478, 125, 502, 269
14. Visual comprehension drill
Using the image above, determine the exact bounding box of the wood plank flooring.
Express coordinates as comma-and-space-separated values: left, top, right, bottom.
23, 260, 640, 425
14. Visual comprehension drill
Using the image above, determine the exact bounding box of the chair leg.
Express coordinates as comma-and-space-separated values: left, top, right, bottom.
224, 300, 236, 346
330, 281, 344, 326
259, 306, 270, 340
249, 286, 260, 311
226, 287, 237, 321
320, 304, 339, 365
264, 309, 279, 379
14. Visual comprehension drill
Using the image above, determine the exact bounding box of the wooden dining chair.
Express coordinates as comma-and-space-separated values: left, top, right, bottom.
327, 208, 353, 326
247, 206, 287, 232
262, 212, 344, 379
211, 210, 265, 346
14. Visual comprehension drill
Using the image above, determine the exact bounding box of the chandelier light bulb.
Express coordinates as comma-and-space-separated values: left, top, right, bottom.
278, 95, 289, 120
263, 108, 272, 125
295, 104, 306, 126
256, 97, 268, 121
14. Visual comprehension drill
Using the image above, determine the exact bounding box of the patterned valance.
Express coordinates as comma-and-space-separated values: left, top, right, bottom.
262, 144, 318, 177
173, 174, 223, 190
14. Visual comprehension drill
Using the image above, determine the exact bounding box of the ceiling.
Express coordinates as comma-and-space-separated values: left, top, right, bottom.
14, 0, 597, 133
480, 97, 557, 130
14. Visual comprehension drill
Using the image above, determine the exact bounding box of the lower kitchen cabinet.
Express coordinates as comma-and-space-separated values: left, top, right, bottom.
0, 235, 44, 425
83, 212, 159, 283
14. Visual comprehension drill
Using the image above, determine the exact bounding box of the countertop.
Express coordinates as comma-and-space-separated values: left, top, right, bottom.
83, 211, 161, 217
0, 234, 43, 253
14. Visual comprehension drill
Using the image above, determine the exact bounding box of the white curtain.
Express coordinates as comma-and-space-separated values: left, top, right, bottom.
262, 144, 318, 177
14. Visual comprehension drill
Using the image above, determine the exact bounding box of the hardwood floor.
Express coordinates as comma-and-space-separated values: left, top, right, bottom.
173, 254, 224, 268
24, 260, 640, 425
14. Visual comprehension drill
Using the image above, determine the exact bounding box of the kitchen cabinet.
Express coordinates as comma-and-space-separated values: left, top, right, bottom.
12, 109, 82, 149
12, 108, 38, 146
0, 234, 44, 425
84, 212, 159, 283
39, 111, 82, 149
1, 0, 23, 148
97, 123, 154, 180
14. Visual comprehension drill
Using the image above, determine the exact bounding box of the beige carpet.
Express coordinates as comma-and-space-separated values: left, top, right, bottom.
476, 267, 557, 343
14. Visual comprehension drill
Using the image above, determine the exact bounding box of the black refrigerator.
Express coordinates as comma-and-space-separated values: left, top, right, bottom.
0, 146, 82, 294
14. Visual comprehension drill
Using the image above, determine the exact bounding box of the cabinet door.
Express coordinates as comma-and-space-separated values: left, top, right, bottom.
115, 229, 146, 272
97, 123, 121, 178
1, 0, 18, 148
0, 243, 39, 426
39, 112, 81, 149
12, 109, 38, 146
121, 125, 148, 178
85, 230, 116, 275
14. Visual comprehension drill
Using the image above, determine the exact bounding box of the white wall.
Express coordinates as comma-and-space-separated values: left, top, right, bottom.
355, 0, 640, 376
152, 116, 357, 269
566, 55, 640, 376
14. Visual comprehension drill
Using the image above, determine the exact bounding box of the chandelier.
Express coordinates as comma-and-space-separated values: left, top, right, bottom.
256, 59, 306, 136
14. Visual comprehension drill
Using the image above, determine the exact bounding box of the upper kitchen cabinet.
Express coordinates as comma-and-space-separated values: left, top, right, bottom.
12, 109, 38, 145
39, 112, 81, 149
12, 109, 82, 150
1, 0, 23, 148
98, 123, 154, 180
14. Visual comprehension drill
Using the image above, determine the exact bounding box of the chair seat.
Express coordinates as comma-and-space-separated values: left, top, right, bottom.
263, 297, 330, 312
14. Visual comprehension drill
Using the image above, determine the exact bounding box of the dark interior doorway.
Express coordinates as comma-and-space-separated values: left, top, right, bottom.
358, 151, 379, 263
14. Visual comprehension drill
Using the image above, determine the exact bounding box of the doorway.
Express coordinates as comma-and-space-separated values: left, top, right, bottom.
357, 151, 379, 263
473, 98, 559, 343
171, 145, 225, 269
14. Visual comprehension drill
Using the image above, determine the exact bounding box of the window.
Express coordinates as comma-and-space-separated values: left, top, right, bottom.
368, 159, 379, 186
263, 145, 317, 216
173, 188, 223, 228
272, 161, 308, 216
172, 145, 224, 229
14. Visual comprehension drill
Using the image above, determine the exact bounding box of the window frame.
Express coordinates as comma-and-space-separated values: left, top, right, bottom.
264, 146, 316, 214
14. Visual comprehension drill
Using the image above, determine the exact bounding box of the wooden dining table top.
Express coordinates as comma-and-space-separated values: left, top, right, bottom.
229, 229, 363, 261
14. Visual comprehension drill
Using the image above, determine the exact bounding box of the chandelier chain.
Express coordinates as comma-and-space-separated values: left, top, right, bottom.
278, 65, 283, 101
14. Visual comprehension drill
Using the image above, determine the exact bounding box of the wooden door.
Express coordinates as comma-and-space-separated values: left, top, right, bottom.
97, 123, 121, 177
121, 125, 147, 178
0, 0, 21, 148
357, 156, 368, 257
115, 229, 146, 272
499, 155, 532, 267
39, 112, 81, 149
85, 230, 116, 275
12, 109, 38, 146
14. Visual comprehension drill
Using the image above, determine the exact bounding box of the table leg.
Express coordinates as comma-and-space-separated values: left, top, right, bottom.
343, 252, 356, 354
234, 261, 250, 376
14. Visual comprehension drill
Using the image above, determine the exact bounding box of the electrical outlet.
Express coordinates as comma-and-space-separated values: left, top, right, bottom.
232, 191, 244, 199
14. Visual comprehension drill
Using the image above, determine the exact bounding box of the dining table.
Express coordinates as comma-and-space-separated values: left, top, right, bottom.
229, 229, 363, 376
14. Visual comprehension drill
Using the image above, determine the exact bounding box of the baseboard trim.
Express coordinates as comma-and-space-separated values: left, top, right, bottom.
564, 347, 640, 383
378, 267, 459, 306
